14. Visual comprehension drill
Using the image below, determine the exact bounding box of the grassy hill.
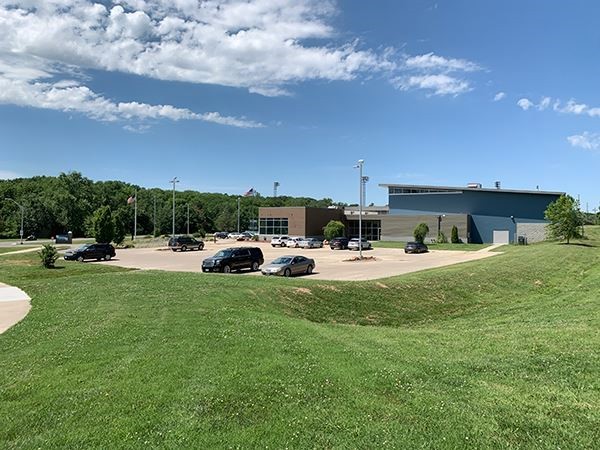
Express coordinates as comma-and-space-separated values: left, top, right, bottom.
1, 228, 599, 448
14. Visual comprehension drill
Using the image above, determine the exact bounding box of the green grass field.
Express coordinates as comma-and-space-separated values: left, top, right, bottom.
1, 229, 599, 448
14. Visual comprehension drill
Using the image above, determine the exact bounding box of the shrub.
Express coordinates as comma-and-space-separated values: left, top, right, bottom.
437, 231, 448, 243
91, 206, 115, 243
451, 225, 460, 244
38, 244, 58, 268
413, 223, 429, 244
323, 220, 345, 241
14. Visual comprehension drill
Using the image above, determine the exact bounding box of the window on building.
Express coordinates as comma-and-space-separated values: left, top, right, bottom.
389, 187, 459, 195
347, 220, 381, 240
259, 218, 289, 235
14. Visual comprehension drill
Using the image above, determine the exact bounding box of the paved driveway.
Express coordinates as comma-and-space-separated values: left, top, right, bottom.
94, 240, 501, 281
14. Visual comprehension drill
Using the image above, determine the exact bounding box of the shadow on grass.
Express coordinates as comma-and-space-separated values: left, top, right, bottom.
557, 242, 596, 248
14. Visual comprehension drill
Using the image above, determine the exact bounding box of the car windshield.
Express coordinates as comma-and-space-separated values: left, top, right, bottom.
214, 250, 233, 258
77, 244, 91, 250
272, 257, 292, 264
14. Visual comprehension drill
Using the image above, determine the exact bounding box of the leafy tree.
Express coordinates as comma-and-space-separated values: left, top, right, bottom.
437, 231, 448, 243
451, 225, 460, 244
113, 208, 129, 246
323, 220, 345, 240
413, 223, 429, 244
92, 206, 115, 243
544, 195, 583, 244
38, 244, 58, 268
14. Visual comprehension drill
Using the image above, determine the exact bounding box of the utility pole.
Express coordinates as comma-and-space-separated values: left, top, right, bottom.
354, 159, 364, 259
4, 198, 24, 244
237, 197, 241, 233
170, 177, 179, 239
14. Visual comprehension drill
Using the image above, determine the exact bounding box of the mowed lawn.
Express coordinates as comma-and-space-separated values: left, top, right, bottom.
1, 229, 599, 448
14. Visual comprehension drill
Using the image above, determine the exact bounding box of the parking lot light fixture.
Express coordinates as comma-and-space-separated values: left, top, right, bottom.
354, 159, 364, 259
4, 198, 25, 244
170, 177, 179, 240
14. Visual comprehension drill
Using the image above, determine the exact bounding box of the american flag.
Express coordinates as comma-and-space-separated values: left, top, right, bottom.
127, 195, 136, 205
244, 188, 255, 197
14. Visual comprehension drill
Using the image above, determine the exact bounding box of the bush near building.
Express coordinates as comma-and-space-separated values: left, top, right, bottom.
323, 220, 345, 240
413, 223, 429, 244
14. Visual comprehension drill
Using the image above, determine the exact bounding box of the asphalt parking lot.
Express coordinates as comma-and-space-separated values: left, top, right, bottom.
96, 240, 501, 281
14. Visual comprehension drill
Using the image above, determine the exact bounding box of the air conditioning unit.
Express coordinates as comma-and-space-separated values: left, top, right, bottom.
467, 182, 482, 189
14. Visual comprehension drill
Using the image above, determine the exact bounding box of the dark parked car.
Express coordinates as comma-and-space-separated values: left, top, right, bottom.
329, 237, 349, 250
202, 247, 264, 273
213, 231, 229, 239
64, 243, 116, 262
26, 234, 37, 241
404, 242, 429, 254
168, 235, 204, 251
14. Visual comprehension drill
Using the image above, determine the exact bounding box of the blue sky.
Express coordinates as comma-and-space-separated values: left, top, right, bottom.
0, 0, 598, 210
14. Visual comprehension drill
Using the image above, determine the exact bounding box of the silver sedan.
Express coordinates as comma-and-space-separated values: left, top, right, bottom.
261, 255, 316, 277
298, 238, 323, 249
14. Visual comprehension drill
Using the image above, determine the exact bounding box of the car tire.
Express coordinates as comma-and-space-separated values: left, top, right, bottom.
171, 248, 177, 252
251, 261, 259, 271
272, 244, 276, 247
222, 265, 231, 273
104, 254, 112, 261
306, 265, 313, 275
181, 245, 187, 252
199, 243, 204, 251
77, 256, 84, 262
283, 268, 292, 277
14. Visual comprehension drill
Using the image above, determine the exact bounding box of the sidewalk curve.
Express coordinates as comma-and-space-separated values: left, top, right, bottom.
0, 283, 31, 334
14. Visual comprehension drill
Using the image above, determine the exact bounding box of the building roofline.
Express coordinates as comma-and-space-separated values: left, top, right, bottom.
379, 183, 565, 196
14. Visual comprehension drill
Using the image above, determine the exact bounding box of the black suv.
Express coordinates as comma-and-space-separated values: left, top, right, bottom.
329, 237, 350, 250
168, 235, 204, 251
64, 243, 116, 262
202, 247, 264, 273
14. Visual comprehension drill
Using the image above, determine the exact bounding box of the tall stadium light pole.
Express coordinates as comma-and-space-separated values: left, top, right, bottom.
273, 181, 280, 197
4, 198, 24, 245
170, 177, 179, 239
354, 159, 364, 259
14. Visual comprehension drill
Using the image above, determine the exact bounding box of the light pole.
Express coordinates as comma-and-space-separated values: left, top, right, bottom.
437, 214, 446, 240
4, 198, 24, 244
354, 159, 364, 259
186, 203, 190, 235
170, 177, 179, 239
237, 197, 241, 233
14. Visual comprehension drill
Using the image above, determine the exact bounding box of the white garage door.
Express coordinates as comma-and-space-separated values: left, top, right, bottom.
493, 230, 510, 244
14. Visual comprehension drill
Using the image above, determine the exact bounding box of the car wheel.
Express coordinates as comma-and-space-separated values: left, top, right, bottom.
77, 256, 84, 262
199, 243, 204, 251
306, 265, 313, 274
96, 257, 102, 261
181, 245, 187, 252
251, 261, 259, 271
104, 254, 112, 261
171, 248, 177, 252
272, 244, 276, 247
283, 268, 292, 277
222, 265, 231, 273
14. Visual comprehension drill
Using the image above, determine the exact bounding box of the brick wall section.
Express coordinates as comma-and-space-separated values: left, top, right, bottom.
516, 223, 548, 243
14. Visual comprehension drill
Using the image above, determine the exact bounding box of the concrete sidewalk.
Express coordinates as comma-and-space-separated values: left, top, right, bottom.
0, 283, 31, 334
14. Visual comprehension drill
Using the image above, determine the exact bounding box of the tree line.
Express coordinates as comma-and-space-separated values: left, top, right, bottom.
0, 172, 337, 238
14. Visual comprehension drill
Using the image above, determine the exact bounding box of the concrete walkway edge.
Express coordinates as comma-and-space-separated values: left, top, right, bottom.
0, 283, 31, 334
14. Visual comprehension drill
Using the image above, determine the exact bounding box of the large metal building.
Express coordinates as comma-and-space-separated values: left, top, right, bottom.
380, 183, 563, 244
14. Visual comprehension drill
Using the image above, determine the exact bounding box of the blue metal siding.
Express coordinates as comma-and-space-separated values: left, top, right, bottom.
388, 189, 560, 243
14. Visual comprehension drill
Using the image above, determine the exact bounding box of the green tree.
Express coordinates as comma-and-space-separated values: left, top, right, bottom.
92, 206, 115, 243
413, 223, 429, 244
544, 195, 583, 244
323, 220, 345, 240
113, 208, 129, 246
451, 225, 460, 244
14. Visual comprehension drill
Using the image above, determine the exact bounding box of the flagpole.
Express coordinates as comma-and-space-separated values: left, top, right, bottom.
237, 197, 241, 233
134, 189, 137, 240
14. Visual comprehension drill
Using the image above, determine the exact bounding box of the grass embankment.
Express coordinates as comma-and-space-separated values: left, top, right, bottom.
0, 229, 599, 448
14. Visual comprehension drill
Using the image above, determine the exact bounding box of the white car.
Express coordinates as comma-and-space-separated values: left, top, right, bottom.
347, 238, 372, 250
285, 237, 304, 248
298, 238, 323, 249
271, 236, 289, 247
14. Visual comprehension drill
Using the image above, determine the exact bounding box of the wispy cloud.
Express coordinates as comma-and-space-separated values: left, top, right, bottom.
567, 132, 600, 151
392, 52, 481, 96
0, 170, 22, 180
493, 91, 506, 102
517, 96, 600, 117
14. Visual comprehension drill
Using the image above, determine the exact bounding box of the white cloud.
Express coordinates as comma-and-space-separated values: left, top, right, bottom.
517, 98, 534, 110
567, 132, 600, 151
394, 74, 471, 96
405, 52, 480, 72
0, 77, 263, 127
493, 91, 506, 101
